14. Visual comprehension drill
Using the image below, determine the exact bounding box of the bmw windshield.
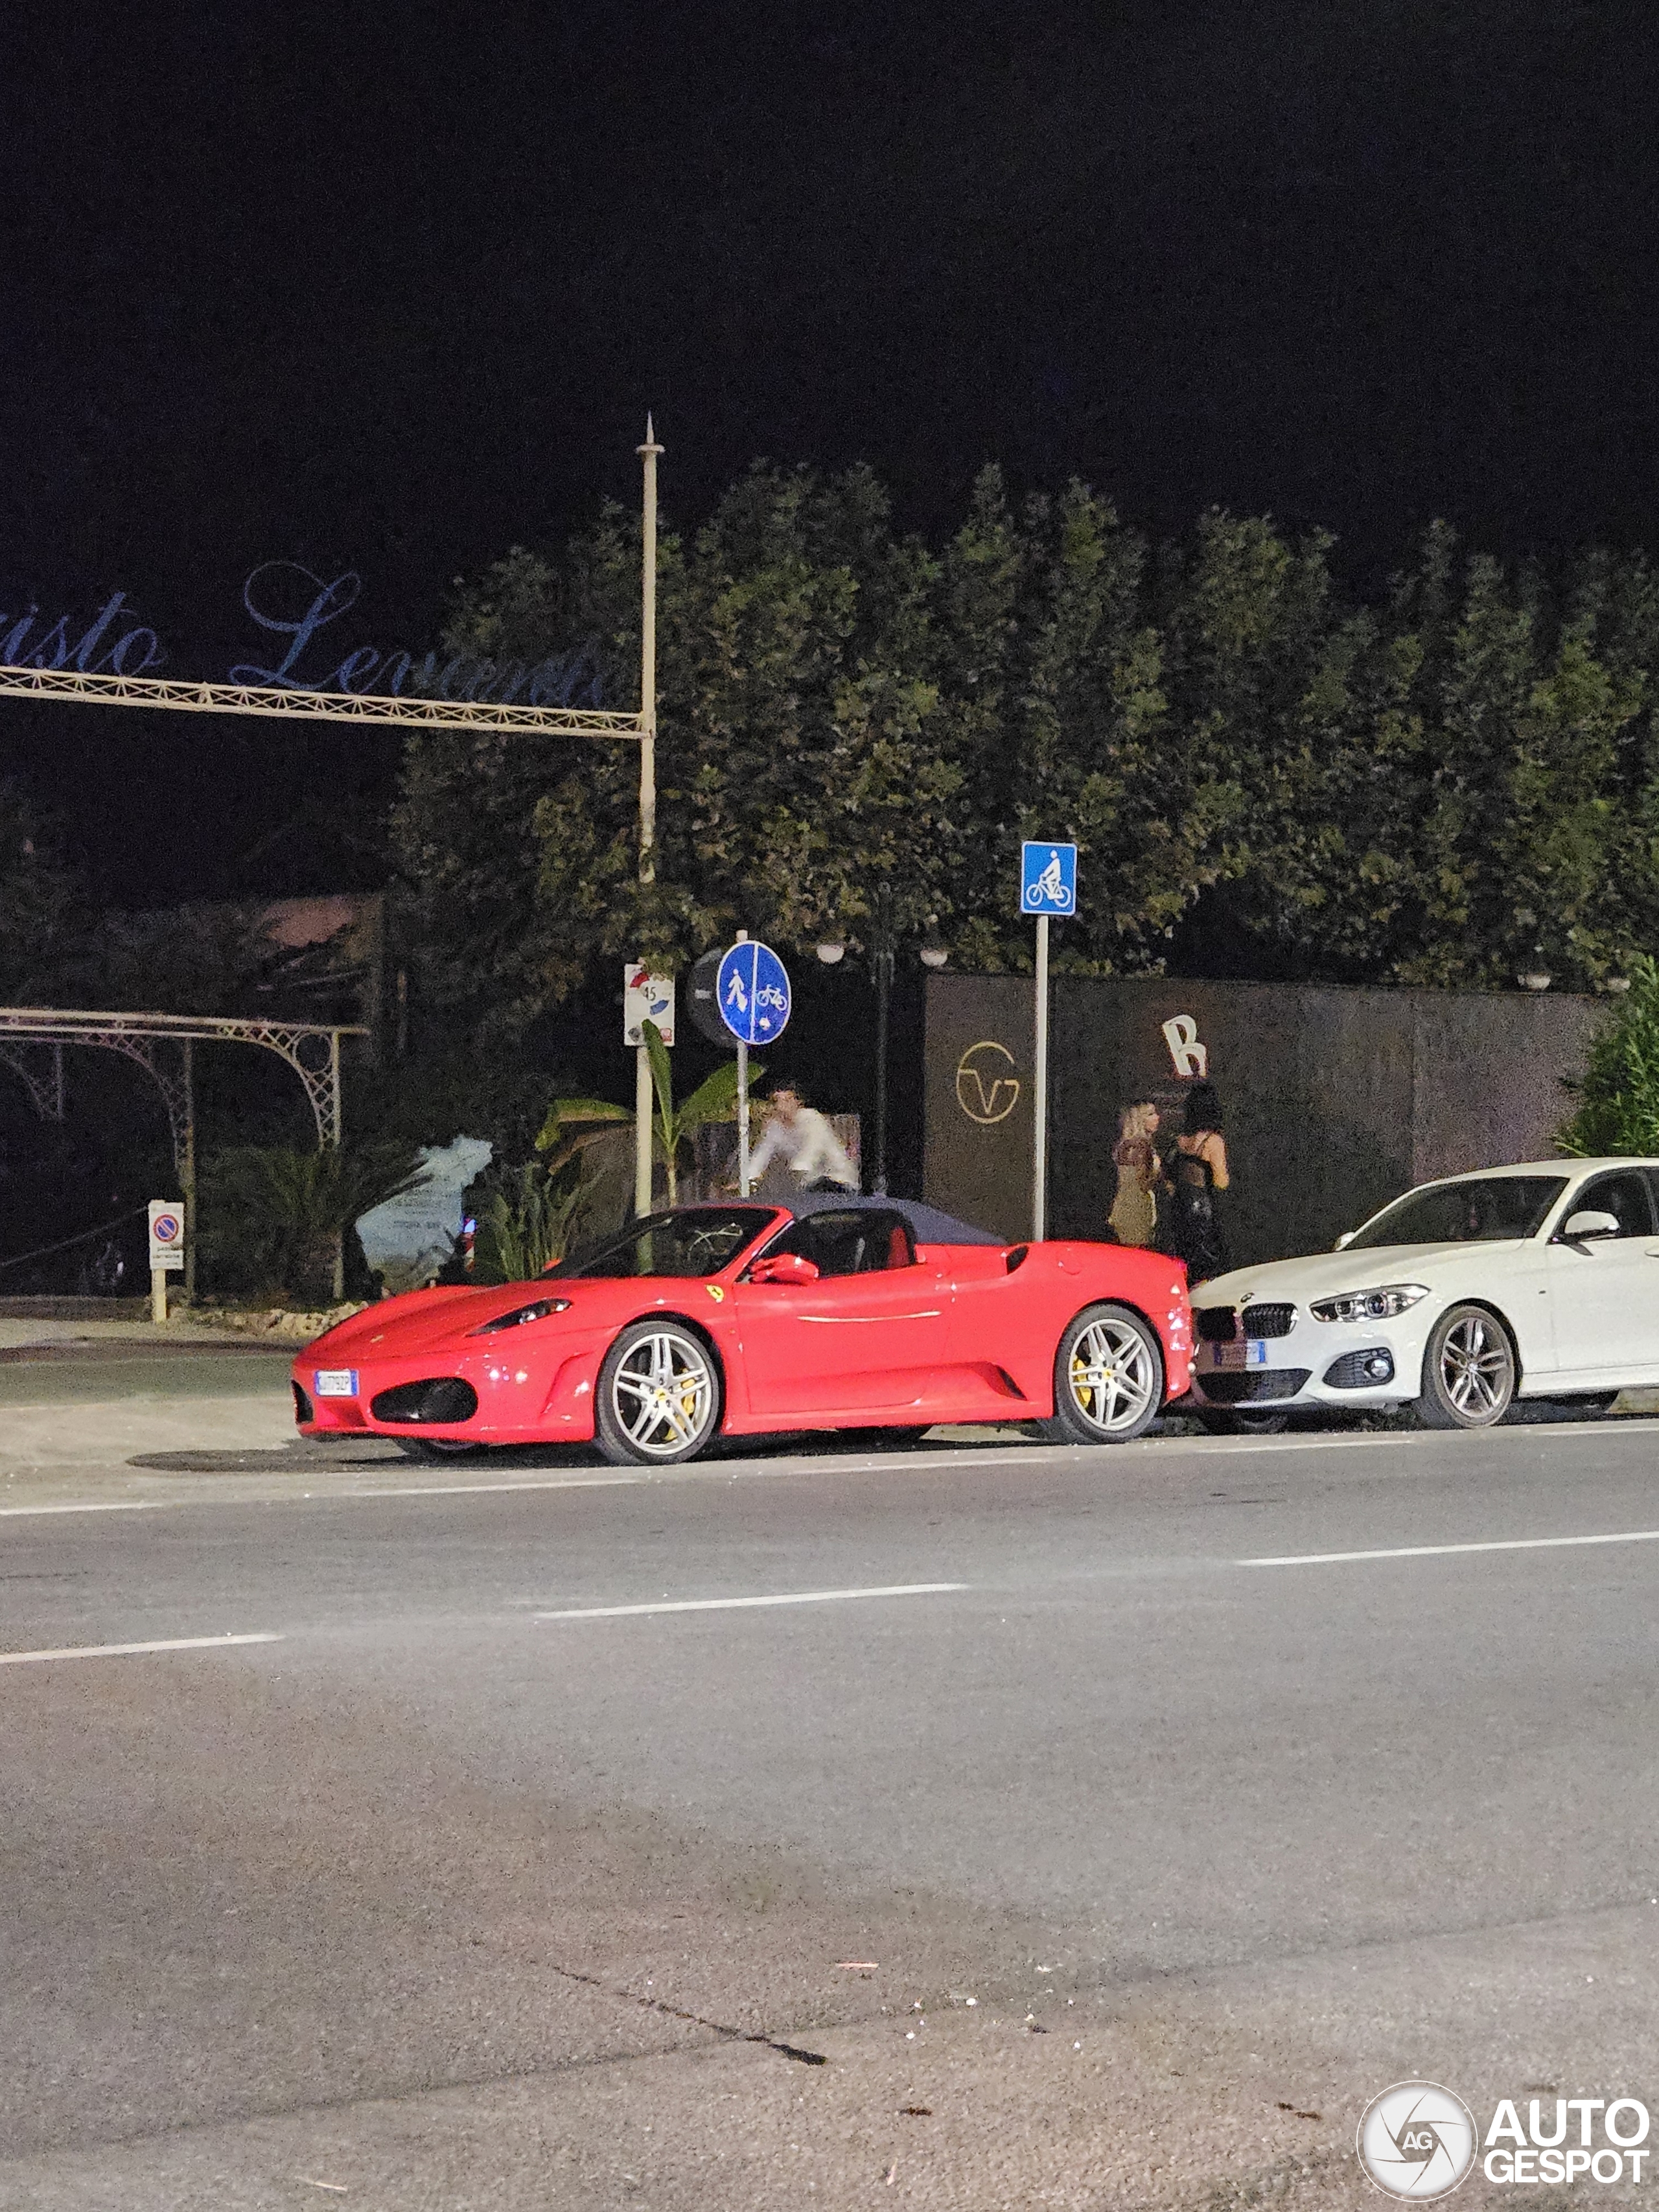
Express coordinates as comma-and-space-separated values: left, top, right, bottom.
546, 1209, 776, 1279
1347, 1174, 1568, 1252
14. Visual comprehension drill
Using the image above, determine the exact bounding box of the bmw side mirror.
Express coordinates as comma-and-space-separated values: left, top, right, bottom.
748, 1253, 821, 1285
1559, 1209, 1621, 1242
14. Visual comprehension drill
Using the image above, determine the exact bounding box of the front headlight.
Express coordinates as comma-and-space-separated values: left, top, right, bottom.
1310, 1284, 1428, 1323
470, 1298, 572, 1334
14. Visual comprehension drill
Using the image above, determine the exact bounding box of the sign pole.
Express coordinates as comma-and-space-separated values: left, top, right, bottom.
734, 927, 750, 1196
1032, 911, 1049, 1242
737, 1043, 750, 1195
1018, 841, 1074, 1244
329, 1027, 346, 1301
712, 929, 788, 1196
634, 415, 664, 1220
180, 1038, 196, 1305
147, 1200, 185, 1325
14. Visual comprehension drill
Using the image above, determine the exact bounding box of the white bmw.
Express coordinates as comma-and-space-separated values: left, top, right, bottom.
1187, 1158, 1659, 1432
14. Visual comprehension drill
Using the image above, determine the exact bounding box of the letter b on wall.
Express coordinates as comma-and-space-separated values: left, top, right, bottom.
1162, 1014, 1209, 1078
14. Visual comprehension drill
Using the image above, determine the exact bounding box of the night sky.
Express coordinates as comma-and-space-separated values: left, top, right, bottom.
4, 0, 1656, 902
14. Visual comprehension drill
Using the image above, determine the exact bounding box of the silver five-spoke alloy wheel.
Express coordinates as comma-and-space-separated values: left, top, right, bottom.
596, 1322, 721, 1464
1419, 1303, 1516, 1428
1050, 1302, 1165, 1443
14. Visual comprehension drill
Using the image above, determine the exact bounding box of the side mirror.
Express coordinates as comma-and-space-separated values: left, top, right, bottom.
748, 1252, 821, 1285
1334, 1230, 1355, 1251
1560, 1209, 1621, 1242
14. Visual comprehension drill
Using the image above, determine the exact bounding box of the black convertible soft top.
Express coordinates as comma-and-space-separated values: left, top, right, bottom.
784, 1191, 1005, 1246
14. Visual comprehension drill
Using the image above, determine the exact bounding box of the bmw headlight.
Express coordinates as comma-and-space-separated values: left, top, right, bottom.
470, 1298, 572, 1334
1310, 1285, 1428, 1323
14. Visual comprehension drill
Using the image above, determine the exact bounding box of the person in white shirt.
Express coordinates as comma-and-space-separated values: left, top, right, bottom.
745, 1087, 860, 1193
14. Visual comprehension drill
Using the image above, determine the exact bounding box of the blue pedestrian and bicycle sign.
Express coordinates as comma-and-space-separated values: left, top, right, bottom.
716, 940, 791, 1043
1020, 840, 1078, 914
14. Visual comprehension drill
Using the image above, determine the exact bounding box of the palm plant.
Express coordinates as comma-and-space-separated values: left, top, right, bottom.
534, 1034, 761, 1205
200, 1141, 428, 1307
471, 1158, 594, 1282
535, 1094, 636, 1174
642, 1020, 761, 1202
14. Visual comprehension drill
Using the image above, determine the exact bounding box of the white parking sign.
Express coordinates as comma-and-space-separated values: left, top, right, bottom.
148, 1201, 186, 1273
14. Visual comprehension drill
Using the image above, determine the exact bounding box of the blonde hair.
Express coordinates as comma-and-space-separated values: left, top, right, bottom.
1118, 1100, 1157, 1142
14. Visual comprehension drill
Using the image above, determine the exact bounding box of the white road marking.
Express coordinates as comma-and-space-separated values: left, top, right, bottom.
537, 1582, 968, 1620
0, 1631, 284, 1666
0, 1476, 645, 1517
342, 1474, 647, 1500
0, 1499, 176, 1517
1241, 1529, 1659, 1567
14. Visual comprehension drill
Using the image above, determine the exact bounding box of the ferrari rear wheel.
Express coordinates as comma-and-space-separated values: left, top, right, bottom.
596, 1321, 723, 1466
1049, 1303, 1164, 1443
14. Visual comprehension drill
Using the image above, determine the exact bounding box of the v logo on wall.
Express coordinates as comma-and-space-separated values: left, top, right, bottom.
956, 1041, 1021, 1124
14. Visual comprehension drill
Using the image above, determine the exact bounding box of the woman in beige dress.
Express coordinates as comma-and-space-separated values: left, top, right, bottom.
1108, 1100, 1164, 1246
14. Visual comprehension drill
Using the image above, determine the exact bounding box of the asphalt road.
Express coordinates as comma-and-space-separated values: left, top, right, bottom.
3, 1412, 1658, 2209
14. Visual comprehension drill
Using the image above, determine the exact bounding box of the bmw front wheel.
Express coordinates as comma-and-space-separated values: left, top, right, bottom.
1417, 1304, 1516, 1429
596, 1321, 723, 1466
1049, 1303, 1164, 1443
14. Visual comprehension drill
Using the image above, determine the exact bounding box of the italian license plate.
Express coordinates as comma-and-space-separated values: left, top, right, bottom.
314, 1369, 358, 1398
1211, 1339, 1270, 1371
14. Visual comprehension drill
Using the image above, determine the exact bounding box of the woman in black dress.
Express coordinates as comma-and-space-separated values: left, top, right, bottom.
1165, 1082, 1231, 1285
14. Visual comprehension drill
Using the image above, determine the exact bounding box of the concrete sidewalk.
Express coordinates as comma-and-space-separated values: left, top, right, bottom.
0, 1323, 327, 1502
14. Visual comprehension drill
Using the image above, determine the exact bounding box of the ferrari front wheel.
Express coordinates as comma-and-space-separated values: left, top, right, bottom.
1049, 1303, 1164, 1444
596, 1321, 723, 1466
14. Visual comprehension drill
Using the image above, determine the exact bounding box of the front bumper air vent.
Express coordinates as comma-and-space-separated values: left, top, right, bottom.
369, 1377, 480, 1425
1200, 1368, 1310, 1405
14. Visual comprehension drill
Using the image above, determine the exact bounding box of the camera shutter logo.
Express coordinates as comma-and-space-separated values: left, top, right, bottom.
1357, 2082, 1477, 2200
956, 1041, 1021, 1125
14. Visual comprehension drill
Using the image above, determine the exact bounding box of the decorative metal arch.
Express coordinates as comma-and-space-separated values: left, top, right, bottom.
0, 1040, 64, 1123
0, 1008, 367, 1298
0, 1007, 362, 1156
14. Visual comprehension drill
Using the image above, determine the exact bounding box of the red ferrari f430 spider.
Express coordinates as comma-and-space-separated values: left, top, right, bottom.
293, 1196, 1193, 1464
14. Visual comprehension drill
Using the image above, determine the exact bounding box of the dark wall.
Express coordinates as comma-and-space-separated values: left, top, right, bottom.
923, 974, 1602, 1262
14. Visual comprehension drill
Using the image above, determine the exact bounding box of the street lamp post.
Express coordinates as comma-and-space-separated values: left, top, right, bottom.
815, 892, 948, 1197
634, 415, 664, 1217
870, 883, 894, 1195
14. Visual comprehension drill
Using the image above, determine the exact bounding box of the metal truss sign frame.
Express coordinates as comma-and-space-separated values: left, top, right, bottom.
0, 662, 642, 740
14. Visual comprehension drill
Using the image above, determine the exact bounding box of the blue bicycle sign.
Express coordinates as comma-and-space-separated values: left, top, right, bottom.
1020, 841, 1078, 915
715, 940, 791, 1044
